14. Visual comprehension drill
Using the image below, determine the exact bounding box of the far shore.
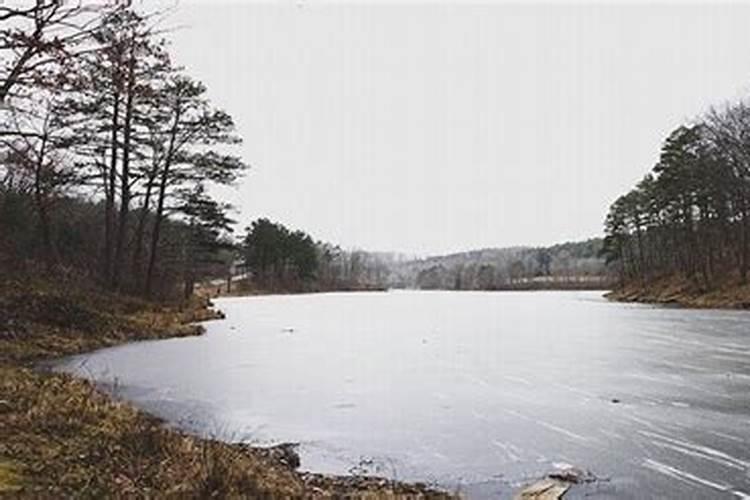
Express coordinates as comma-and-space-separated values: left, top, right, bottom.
206, 275, 750, 311
198, 276, 614, 300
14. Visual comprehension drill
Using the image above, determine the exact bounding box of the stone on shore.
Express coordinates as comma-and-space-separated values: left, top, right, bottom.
514, 478, 569, 499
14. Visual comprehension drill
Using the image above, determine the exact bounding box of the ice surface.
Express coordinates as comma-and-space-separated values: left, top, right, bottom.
57, 291, 750, 498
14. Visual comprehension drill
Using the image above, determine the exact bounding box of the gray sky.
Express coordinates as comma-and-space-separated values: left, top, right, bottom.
167, 2, 750, 255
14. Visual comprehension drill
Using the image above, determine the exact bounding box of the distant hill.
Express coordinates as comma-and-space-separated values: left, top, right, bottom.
228, 232, 612, 292
387, 238, 611, 290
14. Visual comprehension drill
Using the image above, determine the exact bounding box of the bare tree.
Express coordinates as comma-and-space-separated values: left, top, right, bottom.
0, 0, 104, 104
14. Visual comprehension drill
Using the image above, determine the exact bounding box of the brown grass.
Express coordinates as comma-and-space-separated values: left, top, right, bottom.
0, 364, 305, 498
606, 273, 750, 309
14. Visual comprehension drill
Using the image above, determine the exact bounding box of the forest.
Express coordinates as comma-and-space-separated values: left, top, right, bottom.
240, 218, 394, 293
239, 220, 609, 292
394, 239, 609, 290
603, 101, 750, 293
0, 2, 243, 300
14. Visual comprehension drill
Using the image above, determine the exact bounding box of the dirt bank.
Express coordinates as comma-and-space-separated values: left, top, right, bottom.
605, 276, 750, 309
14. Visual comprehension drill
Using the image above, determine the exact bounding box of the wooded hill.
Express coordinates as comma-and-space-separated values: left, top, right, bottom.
389, 239, 610, 290
602, 100, 750, 297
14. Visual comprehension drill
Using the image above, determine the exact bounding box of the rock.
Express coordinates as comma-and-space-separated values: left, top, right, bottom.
611, 398, 621, 404
299, 471, 447, 496
548, 465, 596, 484
515, 479, 569, 500
258, 443, 300, 469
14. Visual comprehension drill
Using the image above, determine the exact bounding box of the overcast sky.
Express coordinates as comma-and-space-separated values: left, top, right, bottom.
167, 2, 750, 255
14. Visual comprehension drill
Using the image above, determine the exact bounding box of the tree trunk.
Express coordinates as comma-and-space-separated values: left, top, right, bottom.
144, 105, 181, 297
33, 133, 55, 266
742, 211, 749, 285
103, 91, 121, 284
634, 222, 645, 284
132, 155, 160, 287
182, 225, 196, 301
112, 52, 136, 291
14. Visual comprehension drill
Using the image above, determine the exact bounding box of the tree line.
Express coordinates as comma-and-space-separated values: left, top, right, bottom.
241, 218, 391, 292
395, 239, 608, 290
1, 2, 245, 299
240, 224, 610, 293
602, 100, 750, 290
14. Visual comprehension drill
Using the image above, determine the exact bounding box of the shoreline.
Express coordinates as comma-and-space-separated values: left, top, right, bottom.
197, 274, 613, 300
605, 278, 750, 310
209, 281, 750, 311
200, 281, 612, 302
0, 284, 451, 498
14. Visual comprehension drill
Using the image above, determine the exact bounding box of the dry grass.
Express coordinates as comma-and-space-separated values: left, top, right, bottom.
0, 365, 304, 498
0, 280, 218, 366
606, 273, 750, 309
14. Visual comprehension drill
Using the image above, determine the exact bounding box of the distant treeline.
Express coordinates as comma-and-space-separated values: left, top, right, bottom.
603, 101, 750, 290
239, 221, 609, 292
1, 3, 243, 299
240, 218, 391, 292
392, 239, 610, 290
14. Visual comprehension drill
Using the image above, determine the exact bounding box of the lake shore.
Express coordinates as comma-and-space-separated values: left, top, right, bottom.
0, 280, 450, 498
605, 277, 750, 309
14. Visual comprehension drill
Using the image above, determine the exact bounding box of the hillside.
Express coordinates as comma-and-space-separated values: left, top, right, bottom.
388, 238, 611, 290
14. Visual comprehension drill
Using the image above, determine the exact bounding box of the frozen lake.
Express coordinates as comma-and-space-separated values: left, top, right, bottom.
57, 291, 750, 498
